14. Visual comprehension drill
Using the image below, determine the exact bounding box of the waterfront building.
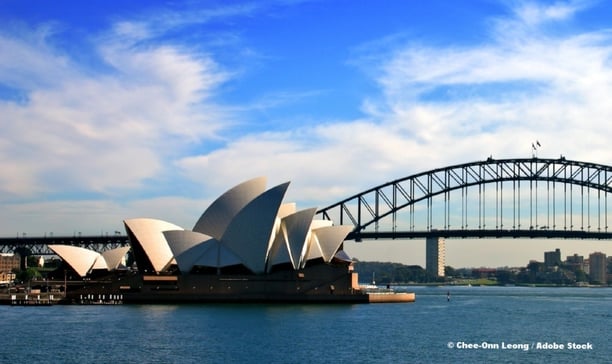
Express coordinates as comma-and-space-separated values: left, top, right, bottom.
544, 248, 561, 267
426, 237, 445, 277
0, 253, 20, 281
588, 252, 607, 284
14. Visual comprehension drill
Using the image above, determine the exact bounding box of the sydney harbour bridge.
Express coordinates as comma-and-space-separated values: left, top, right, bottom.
1, 157, 612, 256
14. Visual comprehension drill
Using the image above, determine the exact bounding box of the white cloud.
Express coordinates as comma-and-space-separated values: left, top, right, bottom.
369, 2, 612, 168
0, 22, 230, 198
0, 24, 75, 90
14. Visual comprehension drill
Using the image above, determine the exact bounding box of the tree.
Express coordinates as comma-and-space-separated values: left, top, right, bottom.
575, 269, 588, 282
14, 267, 41, 284
445, 266, 456, 277
495, 270, 516, 285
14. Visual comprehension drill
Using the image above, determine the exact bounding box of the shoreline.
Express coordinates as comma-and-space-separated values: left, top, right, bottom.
375, 283, 611, 288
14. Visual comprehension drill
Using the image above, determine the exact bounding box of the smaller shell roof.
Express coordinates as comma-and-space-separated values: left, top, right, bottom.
102, 246, 130, 270
49, 245, 101, 277
284, 208, 317, 269
49, 245, 130, 277
164, 230, 215, 272
164, 230, 245, 272
124, 218, 182, 273
192, 240, 243, 268
313, 225, 354, 262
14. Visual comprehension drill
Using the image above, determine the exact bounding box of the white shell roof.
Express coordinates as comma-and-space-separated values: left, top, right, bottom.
50, 245, 129, 277
313, 225, 353, 262
300, 225, 353, 268
284, 208, 317, 269
302, 234, 323, 268
267, 208, 317, 270
123, 218, 183, 273
91, 255, 109, 271
298, 220, 333, 267
267, 228, 291, 269
102, 246, 130, 270
164, 230, 215, 273
49, 245, 102, 277
192, 176, 267, 239
193, 240, 243, 268
221, 182, 290, 274
162, 230, 242, 270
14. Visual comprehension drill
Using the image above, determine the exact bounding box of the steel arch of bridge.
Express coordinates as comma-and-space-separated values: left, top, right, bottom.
316, 157, 612, 241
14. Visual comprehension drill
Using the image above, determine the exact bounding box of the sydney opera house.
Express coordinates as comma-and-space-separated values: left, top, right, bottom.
50, 177, 414, 303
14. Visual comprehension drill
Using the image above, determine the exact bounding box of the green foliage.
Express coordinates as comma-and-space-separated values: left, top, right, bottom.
352, 260, 601, 286
352, 261, 434, 284
574, 269, 588, 282
15, 267, 41, 283
26, 255, 40, 268
444, 266, 457, 277
495, 270, 516, 285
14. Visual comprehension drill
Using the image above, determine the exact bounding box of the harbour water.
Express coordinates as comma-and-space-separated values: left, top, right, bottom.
1, 286, 609, 363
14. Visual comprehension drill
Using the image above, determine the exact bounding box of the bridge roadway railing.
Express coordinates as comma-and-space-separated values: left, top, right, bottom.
0, 236, 130, 255
349, 229, 612, 241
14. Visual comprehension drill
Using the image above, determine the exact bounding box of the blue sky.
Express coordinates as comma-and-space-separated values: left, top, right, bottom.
1, 0, 612, 267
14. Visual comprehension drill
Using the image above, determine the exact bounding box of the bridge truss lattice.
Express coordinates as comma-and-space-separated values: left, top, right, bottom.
316, 158, 612, 241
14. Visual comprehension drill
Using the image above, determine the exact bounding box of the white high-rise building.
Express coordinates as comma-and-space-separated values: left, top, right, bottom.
426, 237, 445, 277
589, 252, 607, 284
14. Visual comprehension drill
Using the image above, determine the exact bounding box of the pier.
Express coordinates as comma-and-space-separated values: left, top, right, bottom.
0, 292, 62, 305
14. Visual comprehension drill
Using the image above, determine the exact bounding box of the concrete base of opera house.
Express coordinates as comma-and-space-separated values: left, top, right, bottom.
55, 264, 416, 305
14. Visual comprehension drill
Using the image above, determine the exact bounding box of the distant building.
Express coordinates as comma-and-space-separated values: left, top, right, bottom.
544, 248, 561, 267
426, 237, 445, 277
566, 253, 584, 271
589, 252, 607, 284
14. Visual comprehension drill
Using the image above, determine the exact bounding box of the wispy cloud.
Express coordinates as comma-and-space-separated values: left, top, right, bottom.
364, 0, 612, 168
0, 18, 231, 199
510, 0, 587, 26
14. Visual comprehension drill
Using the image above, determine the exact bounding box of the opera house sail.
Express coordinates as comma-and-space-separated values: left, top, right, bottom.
50, 177, 415, 304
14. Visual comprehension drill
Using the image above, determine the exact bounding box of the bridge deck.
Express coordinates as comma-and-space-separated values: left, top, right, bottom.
350, 229, 612, 241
